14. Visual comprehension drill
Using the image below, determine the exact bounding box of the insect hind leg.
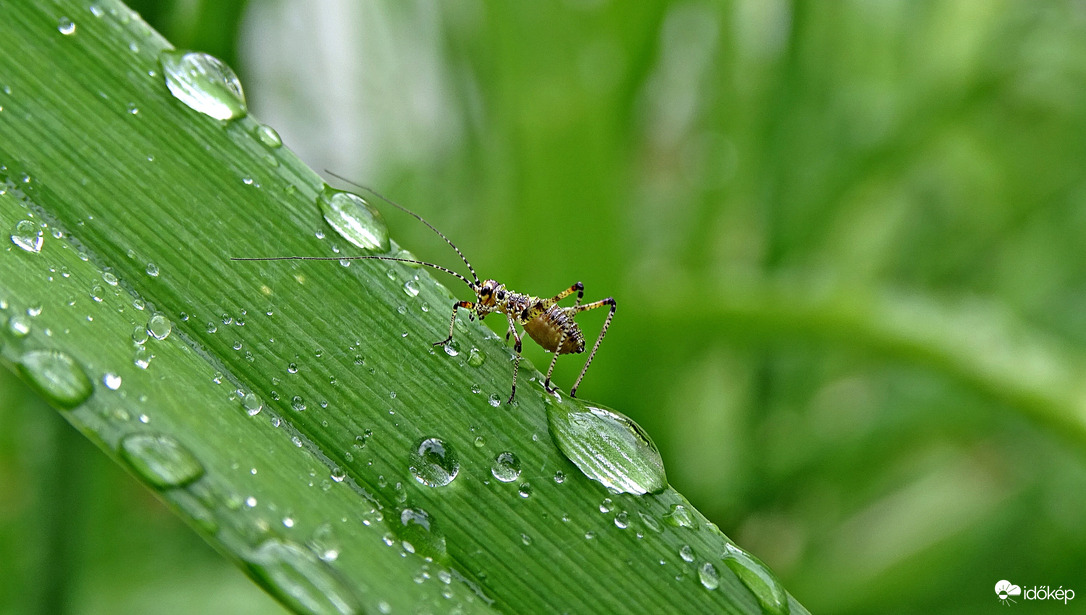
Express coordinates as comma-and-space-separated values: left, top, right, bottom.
569, 297, 616, 397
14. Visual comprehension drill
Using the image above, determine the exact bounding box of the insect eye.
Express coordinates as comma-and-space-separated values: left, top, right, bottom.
497, 291, 506, 300
480, 287, 491, 297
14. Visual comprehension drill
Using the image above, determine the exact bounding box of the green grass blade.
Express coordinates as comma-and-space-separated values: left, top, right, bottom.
0, 1, 807, 613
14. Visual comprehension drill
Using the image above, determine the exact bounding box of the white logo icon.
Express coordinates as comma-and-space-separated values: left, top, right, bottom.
996, 580, 1022, 605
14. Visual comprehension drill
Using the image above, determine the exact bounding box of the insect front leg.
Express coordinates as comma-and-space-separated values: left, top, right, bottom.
505, 314, 523, 403
569, 297, 616, 397
434, 300, 475, 347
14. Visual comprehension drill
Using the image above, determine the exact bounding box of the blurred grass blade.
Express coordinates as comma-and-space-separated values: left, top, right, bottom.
0, 1, 807, 614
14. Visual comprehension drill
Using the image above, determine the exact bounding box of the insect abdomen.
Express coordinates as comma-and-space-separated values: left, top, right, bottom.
524, 306, 585, 354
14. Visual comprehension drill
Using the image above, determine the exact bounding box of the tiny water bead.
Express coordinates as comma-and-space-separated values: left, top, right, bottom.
490, 451, 521, 483
402, 278, 420, 297
409, 437, 460, 487
11, 219, 43, 253
243, 392, 263, 416
146, 311, 172, 340
544, 397, 667, 495
118, 433, 205, 489
159, 50, 247, 121
317, 187, 390, 253
17, 349, 93, 409
722, 543, 790, 615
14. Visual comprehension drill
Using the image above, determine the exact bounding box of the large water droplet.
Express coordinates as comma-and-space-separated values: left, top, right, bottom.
11, 219, 43, 253
396, 507, 447, 561
490, 451, 521, 483
159, 50, 247, 121
722, 543, 790, 615
118, 433, 205, 488
57, 16, 76, 35
147, 311, 172, 340
246, 539, 362, 615
409, 437, 459, 487
698, 561, 720, 591
544, 397, 667, 495
17, 349, 93, 408
317, 187, 390, 253
664, 503, 697, 529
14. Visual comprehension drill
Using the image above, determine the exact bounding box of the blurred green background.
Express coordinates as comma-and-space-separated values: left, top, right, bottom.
5, 1, 1086, 613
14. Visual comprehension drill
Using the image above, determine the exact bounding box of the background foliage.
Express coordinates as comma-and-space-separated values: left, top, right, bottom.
5, 1, 1086, 613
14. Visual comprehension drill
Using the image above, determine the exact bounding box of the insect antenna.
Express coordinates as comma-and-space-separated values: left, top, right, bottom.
324, 170, 480, 286
230, 255, 475, 289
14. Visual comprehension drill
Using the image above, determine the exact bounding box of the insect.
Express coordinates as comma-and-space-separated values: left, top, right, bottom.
232, 174, 616, 403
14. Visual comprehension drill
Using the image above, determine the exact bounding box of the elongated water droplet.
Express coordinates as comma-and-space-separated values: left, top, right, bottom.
17, 349, 92, 408
159, 50, 247, 121
317, 187, 390, 253
119, 433, 205, 488
396, 508, 447, 561
409, 437, 459, 487
254, 123, 282, 149
490, 451, 521, 483
544, 397, 667, 495
723, 543, 790, 615
11, 220, 43, 253
664, 503, 697, 529
402, 279, 420, 297
247, 539, 362, 615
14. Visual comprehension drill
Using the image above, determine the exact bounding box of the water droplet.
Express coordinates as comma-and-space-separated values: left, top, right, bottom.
57, 16, 76, 35
8, 314, 31, 337
146, 262, 159, 277
11, 220, 43, 253
723, 543, 790, 615
133, 345, 152, 369
308, 523, 340, 562
487, 393, 501, 407
243, 392, 263, 416
698, 561, 720, 591
146, 311, 172, 340
330, 466, 346, 482
544, 397, 667, 495
553, 470, 566, 484
89, 284, 104, 302
132, 324, 149, 345
442, 339, 460, 357
402, 279, 420, 297
409, 437, 460, 487
614, 511, 629, 529
159, 50, 247, 121
291, 395, 306, 411
473, 435, 485, 447
518, 482, 533, 498
639, 511, 662, 533
679, 544, 695, 562
246, 539, 363, 615
254, 123, 282, 149
102, 372, 122, 390
118, 433, 204, 488
396, 508, 447, 561
102, 271, 119, 286
664, 503, 697, 529
599, 497, 614, 513
521, 533, 532, 546
467, 347, 485, 367
317, 187, 390, 252
490, 451, 521, 483
17, 349, 92, 408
